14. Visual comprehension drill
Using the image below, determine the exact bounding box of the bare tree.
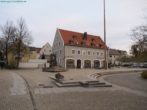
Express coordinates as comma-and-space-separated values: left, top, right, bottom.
0, 21, 16, 65
131, 25, 147, 56
14, 18, 32, 68
0, 38, 5, 60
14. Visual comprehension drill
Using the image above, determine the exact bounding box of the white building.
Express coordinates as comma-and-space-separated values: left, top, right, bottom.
38, 42, 52, 59
52, 29, 107, 69
108, 49, 127, 65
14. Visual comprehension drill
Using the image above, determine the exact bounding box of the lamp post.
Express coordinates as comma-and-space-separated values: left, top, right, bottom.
103, 0, 108, 69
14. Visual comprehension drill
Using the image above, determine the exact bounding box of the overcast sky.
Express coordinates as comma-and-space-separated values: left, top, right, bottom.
0, 0, 147, 52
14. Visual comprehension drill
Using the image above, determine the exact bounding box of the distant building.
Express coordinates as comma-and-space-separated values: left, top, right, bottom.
108, 49, 127, 65
21, 46, 41, 62
52, 29, 107, 69
38, 43, 52, 59
21, 42, 52, 62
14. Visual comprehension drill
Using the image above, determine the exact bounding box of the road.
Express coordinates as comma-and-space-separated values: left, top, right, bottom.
104, 72, 147, 93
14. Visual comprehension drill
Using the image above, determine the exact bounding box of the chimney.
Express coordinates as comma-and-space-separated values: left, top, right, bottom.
83, 32, 87, 40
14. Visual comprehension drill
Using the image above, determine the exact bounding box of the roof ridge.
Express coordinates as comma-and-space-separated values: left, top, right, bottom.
58, 28, 100, 38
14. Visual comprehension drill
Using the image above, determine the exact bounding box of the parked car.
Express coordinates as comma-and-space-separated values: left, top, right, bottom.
142, 64, 147, 68
132, 63, 140, 68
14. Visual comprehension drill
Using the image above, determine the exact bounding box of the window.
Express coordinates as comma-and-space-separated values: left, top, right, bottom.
101, 53, 103, 56
60, 50, 62, 54
93, 52, 95, 55
59, 42, 60, 46
72, 50, 75, 54
88, 51, 90, 55
97, 52, 99, 56
77, 50, 80, 54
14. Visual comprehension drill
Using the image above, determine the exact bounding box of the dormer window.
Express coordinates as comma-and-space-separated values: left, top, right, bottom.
99, 44, 102, 48
81, 41, 86, 46
91, 38, 94, 42
91, 43, 95, 47
69, 40, 74, 44
72, 35, 76, 39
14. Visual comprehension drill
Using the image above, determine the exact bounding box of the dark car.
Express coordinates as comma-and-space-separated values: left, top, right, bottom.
142, 64, 147, 68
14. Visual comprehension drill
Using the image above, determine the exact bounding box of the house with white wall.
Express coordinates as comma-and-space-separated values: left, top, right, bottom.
108, 49, 127, 65
38, 42, 52, 59
52, 29, 107, 69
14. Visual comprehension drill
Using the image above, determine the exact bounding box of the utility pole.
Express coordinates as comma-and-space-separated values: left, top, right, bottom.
103, 0, 108, 69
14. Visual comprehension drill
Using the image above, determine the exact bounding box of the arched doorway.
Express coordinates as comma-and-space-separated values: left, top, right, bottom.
94, 60, 100, 69
84, 60, 91, 68
77, 59, 81, 68
66, 59, 75, 68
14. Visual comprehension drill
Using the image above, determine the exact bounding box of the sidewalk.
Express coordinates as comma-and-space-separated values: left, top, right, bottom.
0, 70, 33, 110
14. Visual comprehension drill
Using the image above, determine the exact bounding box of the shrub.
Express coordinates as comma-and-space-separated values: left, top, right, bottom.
141, 71, 147, 79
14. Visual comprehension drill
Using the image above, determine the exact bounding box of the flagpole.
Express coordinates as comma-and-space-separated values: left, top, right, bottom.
104, 0, 108, 69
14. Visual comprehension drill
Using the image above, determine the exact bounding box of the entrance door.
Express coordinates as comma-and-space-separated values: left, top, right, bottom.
77, 59, 81, 68
84, 60, 91, 68
66, 59, 75, 68
94, 60, 100, 69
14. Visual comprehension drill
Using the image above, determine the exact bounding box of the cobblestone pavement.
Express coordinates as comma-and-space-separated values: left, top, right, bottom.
0, 70, 13, 96
14, 69, 54, 88
0, 69, 147, 110
0, 95, 33, 110
34, 90, 147, 110
0, 70, 33, 110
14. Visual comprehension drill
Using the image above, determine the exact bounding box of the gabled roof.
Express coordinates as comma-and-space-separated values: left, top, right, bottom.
58, 29, 106, 49
42, 42, 51, 48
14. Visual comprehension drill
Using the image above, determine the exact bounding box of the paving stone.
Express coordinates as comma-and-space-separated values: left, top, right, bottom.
35, 90, 147, 110
0, 95, 33, 110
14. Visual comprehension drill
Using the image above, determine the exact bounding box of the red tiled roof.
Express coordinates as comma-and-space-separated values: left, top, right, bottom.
58, 29, 106, 49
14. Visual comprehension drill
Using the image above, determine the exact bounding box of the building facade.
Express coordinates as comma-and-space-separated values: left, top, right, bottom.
38, 43, 52, 59
21, 42, 52, 62
21, 46, 41, 62
108, 49, 127, 65
52, 29, 107, 69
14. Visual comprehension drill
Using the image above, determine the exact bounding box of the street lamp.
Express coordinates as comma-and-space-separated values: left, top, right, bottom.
103, 0, 108, 69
